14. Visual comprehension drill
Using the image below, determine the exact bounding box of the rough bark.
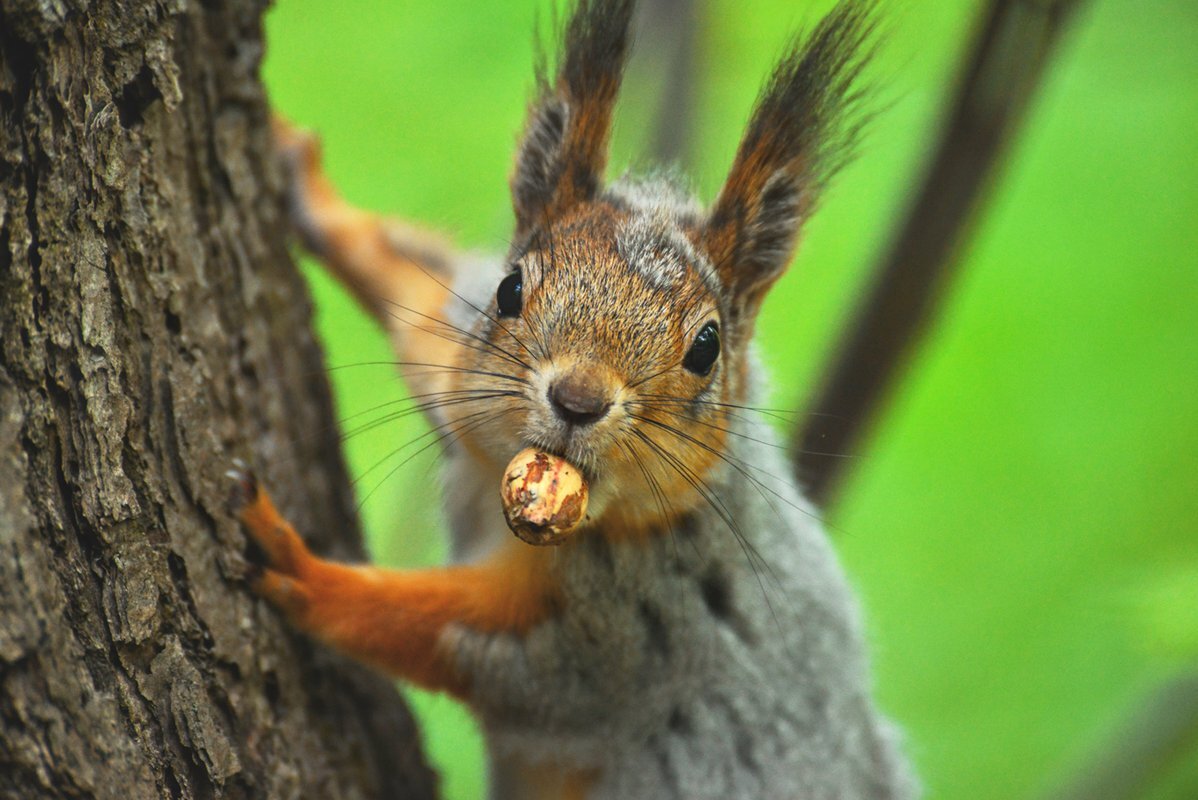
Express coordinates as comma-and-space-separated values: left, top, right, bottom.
0, 1, 436, 798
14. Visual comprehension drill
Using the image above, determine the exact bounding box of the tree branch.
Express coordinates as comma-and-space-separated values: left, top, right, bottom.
0, 3, 435, 796
793, 0, 1089, 505
641, 0, 698, 166
1042, 672, 1198, 800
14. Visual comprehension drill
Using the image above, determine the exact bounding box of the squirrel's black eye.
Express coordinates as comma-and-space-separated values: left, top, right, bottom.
683, 321, 720, 376
496, 271, 523, 317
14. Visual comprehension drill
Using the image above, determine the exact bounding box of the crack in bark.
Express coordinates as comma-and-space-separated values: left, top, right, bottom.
0, 3, 436, 797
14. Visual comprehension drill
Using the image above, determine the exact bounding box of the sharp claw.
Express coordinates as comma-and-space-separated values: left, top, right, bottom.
226, 463, 260, 514
242, 558, 265, 582
274, 129, 327, 255
273, 118, 320, 170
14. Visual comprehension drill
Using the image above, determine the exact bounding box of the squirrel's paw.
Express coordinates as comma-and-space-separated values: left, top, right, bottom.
225, 461, 314, 617
271, 116, 321, 175
225, 460, 300, 573
271, 116, 330, 256
225, 458, 259, 516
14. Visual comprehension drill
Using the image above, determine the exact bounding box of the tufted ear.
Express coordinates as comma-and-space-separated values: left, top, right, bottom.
511, 0, 635, 236
704, 1, 875, 333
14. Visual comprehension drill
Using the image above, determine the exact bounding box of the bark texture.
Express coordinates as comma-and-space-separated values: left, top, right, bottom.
0, 1, 436, 797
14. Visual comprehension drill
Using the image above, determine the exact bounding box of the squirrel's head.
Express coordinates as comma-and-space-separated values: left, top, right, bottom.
455, 0, 873, 532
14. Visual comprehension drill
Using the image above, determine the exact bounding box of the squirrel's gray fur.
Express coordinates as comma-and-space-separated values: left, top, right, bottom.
428, 2, 916, 787
384, 1, 914, 796
452, 420, 918, 799
438, 230, 917, 798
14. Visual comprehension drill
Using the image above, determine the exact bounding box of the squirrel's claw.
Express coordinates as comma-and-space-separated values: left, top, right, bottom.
225, 462, 311, 580
271, 116, 330, 257
251, 567, 312, 618
225, 461, 260, 516
271, 115, 321, 167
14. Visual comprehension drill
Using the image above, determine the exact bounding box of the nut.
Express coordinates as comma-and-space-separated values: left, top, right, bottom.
500, 448, 589, 545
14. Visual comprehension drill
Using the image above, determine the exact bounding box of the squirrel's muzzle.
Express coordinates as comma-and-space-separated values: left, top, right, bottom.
548, 366, 613, 426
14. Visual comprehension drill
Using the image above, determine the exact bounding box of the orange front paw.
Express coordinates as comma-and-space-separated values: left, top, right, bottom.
271, 117, 335, 257
226, 460, 315, 619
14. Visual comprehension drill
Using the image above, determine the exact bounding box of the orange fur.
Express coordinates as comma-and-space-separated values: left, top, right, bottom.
552, 69, 620, 215
516, 763, 600, 800
236, 478, 559, 698
274, 118, 460, 400
242, 4, 889, 795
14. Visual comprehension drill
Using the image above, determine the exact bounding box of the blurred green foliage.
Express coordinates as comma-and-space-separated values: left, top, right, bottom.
263, 1, 1198, 798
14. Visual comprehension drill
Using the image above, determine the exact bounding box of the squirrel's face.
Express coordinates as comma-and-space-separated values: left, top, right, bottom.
454, 199, 738, 531
442, 0, 867, 531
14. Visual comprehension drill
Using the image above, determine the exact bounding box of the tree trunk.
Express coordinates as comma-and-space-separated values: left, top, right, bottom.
0, 1, 436, 797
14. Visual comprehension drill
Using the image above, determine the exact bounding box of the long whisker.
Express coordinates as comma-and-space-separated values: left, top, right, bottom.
380, 298, 534, 373
628, 427, 784, 632
629, 400, 856, 462
355, 405, 522, 511
625, 362, 679, 391
617, 437, 670, 531
629, 427, 773, 581
616, 436, 694, 621
632, 411, 788, 520
352, 407, 493, 489
275, 366, 525, 470
325, 360, 531, 387
637, 393, 813, 418
339, 387, 525, 432
628, 403, 857, 533
341, 391, 523, 445
628, 410, 843, 538
618, 436, 693, 569
406, 260, 545, 363
628, 401, 788, 451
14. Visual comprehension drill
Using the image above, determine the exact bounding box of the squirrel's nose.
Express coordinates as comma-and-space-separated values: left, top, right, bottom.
549, 369, 612, 426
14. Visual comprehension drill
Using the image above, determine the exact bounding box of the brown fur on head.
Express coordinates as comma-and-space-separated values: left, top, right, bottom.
453, 0, 874, 533
456, 192, 731, 534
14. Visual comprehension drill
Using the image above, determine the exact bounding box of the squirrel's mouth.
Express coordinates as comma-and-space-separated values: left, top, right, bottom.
519, 439, 599, 488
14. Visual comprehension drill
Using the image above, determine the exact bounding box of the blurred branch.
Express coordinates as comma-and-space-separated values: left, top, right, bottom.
639, 0, 698, 165
1042, 672, 1198, 800
793, 0, 1089, 504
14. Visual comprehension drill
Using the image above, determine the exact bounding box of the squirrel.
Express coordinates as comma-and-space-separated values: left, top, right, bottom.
228, 0, 916, 797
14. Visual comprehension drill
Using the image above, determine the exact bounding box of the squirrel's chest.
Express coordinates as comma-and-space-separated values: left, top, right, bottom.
437, 446, 897, 798
441, 444, 781, 668
460, 522, 854, 800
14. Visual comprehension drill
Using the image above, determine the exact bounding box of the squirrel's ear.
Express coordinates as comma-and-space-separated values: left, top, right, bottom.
704, 2, 875, 330
511, 0, 635, 235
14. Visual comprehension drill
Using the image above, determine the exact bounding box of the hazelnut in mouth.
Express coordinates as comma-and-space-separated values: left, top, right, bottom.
500, 448, 589, 545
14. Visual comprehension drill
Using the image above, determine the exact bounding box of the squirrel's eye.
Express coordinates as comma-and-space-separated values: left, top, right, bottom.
683, 321, 720, 376
496, 271, 523, 317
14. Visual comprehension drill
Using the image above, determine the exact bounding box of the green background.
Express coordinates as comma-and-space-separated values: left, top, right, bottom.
262, 1, 1198, 798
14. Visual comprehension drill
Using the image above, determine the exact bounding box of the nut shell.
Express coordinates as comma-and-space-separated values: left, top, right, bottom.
500, 448, 589, 545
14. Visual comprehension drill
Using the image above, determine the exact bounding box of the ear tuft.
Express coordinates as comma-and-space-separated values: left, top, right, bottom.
512, 96, 569, 226
706, 0, 877, 328
511, 0, 636, 235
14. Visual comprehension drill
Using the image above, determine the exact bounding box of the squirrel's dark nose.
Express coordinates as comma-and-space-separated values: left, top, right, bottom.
549, 369, 612, 426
